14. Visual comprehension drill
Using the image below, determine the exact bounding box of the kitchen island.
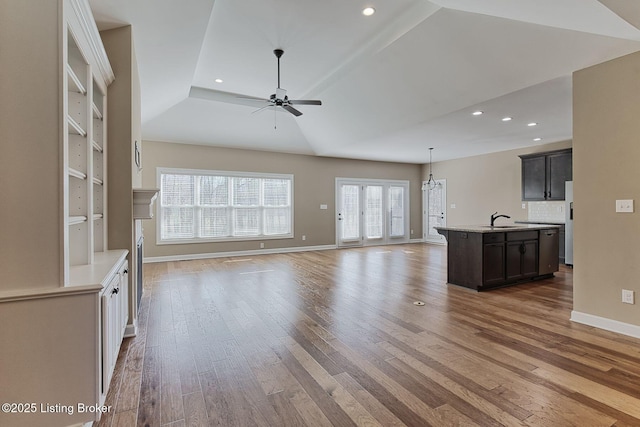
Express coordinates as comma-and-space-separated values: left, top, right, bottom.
435, 224, 561, 291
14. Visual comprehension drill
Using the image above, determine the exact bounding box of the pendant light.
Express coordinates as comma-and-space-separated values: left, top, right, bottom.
426, 147, 437, 190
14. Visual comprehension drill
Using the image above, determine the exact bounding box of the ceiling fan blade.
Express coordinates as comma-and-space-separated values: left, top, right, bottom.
189, 86, 269, 107
251, 105, 275, 115
289, 99, 322, 106
237, 95, 270, 102
282, 105, 303, 117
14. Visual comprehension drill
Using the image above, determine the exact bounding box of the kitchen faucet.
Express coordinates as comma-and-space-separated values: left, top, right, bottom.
490, 212, 511, 226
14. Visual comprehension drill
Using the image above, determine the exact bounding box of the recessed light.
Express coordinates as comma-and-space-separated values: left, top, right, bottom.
362, 7, 375, 16
502, 117, 512, 122
533, 137, 542, 141
528, 122, 537, 127
472, 111, 483, 116
214, 78, 223, 83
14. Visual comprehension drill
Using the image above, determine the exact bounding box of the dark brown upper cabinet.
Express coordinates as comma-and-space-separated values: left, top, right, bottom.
519, 148, 572, 201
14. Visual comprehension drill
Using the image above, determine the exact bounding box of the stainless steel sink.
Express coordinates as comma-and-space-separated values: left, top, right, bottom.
481, 225, 515, 229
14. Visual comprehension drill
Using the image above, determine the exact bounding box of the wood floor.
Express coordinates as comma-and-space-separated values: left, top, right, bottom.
95, 243, 640, 427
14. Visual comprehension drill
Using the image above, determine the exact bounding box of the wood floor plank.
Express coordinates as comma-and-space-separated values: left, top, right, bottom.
182, 392, 208, 427
333, 372, 407, 427
136, 345, 160, 427
98, 244, 640, 427
111, 409, 137, 427
160, 331, 184, 425
284, 337, 383, 427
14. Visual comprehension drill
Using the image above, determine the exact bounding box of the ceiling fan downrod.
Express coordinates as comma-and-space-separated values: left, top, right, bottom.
274, 49, 284, 89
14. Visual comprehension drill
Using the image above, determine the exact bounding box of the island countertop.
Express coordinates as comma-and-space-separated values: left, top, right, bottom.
434, 223, 561, 234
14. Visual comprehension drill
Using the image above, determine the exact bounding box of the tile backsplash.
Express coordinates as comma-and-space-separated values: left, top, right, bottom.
528, 201, 565, 223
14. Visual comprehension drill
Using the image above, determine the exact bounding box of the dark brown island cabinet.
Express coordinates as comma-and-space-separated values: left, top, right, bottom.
435, 225, 560, 291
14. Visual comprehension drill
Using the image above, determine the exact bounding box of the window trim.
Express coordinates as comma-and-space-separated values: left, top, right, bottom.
156, 167, 294, 245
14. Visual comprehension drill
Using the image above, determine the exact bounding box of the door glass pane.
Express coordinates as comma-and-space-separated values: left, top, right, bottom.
389, 186, 405, 237
428, 181, 445, 238
365, 186, 383, 239
341, 185, 360, 240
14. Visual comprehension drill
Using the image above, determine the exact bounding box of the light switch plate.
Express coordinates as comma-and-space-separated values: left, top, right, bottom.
616, 199, 634, 213
622, 289, 635, 304
320, 204, 327, 210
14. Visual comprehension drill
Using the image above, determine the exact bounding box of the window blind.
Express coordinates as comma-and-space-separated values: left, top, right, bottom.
158, 169, 293, 243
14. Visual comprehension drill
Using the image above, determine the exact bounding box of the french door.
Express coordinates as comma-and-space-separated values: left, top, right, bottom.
424, 179, 447, 244
336, 179, 410, 247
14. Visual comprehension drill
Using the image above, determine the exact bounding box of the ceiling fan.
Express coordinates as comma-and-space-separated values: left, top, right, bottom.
243, 49, 322, 117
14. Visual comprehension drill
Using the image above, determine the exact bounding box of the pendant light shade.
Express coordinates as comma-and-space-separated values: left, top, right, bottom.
426, 147, 436, 190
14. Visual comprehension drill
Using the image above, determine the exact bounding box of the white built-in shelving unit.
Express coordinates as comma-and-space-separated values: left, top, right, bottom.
65, 27, 110, 272
0, 1, 129, 425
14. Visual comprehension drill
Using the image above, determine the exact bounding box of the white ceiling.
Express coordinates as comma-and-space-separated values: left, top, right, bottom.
89, 0, 640, 163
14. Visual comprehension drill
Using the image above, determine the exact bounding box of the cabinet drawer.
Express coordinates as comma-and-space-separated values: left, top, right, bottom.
507, 231, 538, 241
483, 233, 505, 243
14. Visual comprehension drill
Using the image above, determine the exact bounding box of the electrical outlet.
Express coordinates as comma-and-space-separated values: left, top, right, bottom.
522, 203, 526, 209
260, 242, 265, 249
622, 289, 635, 304
616, 199, 634, 213
302, 235, 306, 241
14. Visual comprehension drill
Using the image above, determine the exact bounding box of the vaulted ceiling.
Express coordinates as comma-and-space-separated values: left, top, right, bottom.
89, 0, 640, 163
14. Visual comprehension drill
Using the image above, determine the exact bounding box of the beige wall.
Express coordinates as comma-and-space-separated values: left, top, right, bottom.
423, 140, 572, 226
102, 26, 134, 253
0, 1, 61, 290
573, 51, 640, 327
142, 141, 423, 258
102, 26, 141, 327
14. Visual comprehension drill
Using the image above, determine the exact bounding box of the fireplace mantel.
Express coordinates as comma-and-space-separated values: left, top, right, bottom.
133, 189, 159, 219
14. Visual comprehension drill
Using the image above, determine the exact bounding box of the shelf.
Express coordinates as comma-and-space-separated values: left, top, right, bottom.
93, 213, 103, 220
92, 140, 103, 152
92, 176, 103, 186
92, 102, 103, 120
68, 115, 87, 136
69, 215, 87, 225
68, 167, 87, 180
67, 64, 86, 94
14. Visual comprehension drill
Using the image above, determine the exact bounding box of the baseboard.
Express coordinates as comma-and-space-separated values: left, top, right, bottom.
124, 320, 138, 338
144, 244, 338, 263
571, 310, 640, 339
409, 238, 425, 243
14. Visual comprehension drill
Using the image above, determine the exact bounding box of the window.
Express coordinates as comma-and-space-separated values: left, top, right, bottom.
158, 168, 293, 243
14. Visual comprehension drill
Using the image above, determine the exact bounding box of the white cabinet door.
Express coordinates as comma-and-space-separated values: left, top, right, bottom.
101, 275, 118, 395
